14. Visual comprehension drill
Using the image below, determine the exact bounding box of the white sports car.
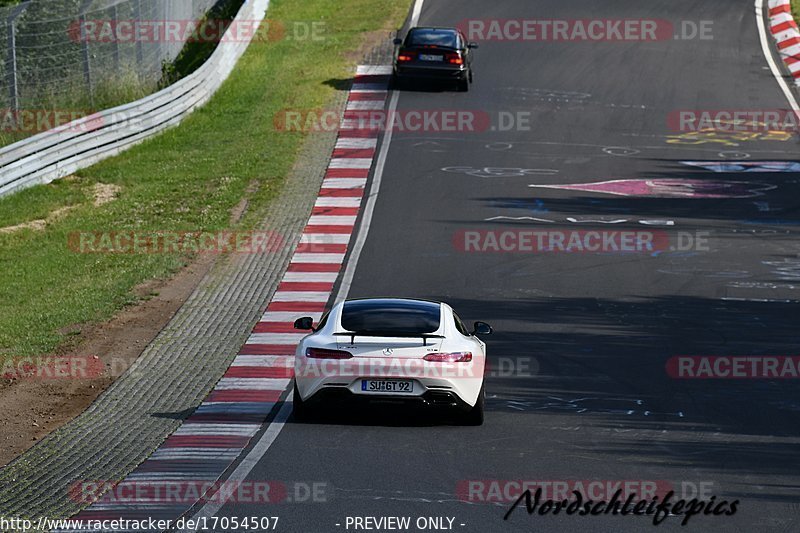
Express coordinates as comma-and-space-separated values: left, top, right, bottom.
292, 298, 492, 425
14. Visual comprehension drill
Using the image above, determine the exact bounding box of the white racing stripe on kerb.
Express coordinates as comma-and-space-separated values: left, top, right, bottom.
126, 472, 219, 481
772, 12, 795, 25
269, 290, 332, 302
214, 378, 291, 390
149, 448, 242, 460
174, 424, 261, 436
775, 28, 799, 42
282, 270, 340, 282
123, 476, 212, 486
246, 332, 307, 344
315, 197, 362, 207
179, 0, 425, 517
232, 355, 295, 367
290, 253, 347, 264
328, 158, 374, 169
340, 118, 381, 131
336, 137, 378, 149
783, 43, 800, 56
356, 65, 394, 76
347, 100, 386, 111
321, 178, 368, 189
261, 307, 327, 319
298, 234, 351, 245
308, 215, 358, 225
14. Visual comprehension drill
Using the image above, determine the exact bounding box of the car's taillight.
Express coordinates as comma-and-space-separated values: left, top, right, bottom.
446, 52, 463, 65
423, 352, 472, 363
306, 348, 353, 359
398, 51, 414, 62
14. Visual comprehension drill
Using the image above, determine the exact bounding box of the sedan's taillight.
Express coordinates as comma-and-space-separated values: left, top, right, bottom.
446, 52, 464, 65
398, 51, 414, 62
306, 348, 353, 359
423, 352, 473, 363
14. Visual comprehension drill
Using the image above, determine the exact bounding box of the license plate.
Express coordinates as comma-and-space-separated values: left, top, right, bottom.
361, 379, 414, 394
419, 54, 443, 62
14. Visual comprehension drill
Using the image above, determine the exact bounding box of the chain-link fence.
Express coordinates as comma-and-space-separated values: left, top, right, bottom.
0, 0, 219, 112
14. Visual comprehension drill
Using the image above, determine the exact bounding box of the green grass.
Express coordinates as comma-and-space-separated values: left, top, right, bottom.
0, 0, 411, 358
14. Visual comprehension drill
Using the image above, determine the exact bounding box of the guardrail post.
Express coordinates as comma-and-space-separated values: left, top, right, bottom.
79, 0, 94, 106
111, 3, 120, 72
6, 2, 29, 113
133, 0, 143, 66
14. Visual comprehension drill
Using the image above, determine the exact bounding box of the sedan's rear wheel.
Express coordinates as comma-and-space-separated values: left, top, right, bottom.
457, 77, 470, 92
463, 384, 485, 425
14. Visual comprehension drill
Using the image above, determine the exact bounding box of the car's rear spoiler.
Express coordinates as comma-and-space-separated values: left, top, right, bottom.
334, 331, 445, 346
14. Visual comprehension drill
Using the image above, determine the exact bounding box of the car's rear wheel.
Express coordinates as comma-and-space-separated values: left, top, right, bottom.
457, 77, 470, 92
463, 384, 485, 425
292, 382, 310, 421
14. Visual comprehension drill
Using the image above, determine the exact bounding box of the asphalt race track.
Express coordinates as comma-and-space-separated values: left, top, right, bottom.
209, 0, 800, 531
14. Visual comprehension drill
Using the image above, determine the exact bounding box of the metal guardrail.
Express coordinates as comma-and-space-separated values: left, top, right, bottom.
0, 0, 269, 198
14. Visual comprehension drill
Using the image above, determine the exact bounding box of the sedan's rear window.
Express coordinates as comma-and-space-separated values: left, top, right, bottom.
406, 29, 459, 49
341, 299, 441, 334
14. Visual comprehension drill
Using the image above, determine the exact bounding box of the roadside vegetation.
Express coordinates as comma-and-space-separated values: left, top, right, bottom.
0, 0, 247, 147
0, 0, 411, 358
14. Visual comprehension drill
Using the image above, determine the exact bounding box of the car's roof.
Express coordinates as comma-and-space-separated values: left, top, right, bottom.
408, 26, 460, 34
343, 297, 442, 308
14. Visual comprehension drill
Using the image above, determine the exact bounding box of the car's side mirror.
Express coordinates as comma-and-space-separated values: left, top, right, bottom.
472, 321, 492, 335
294, 317, 315, 331
393, 37, 403, 45
467, 42, 479, 49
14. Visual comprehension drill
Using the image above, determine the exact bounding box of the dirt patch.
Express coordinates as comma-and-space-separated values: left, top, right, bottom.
0, 181, 121, 235
92, 182, 122, 207
0, 205, 74, 235
0, 253, 216, 467
229, 180, 260, 224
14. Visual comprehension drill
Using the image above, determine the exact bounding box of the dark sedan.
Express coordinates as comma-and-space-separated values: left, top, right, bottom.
393, 27, 478, 91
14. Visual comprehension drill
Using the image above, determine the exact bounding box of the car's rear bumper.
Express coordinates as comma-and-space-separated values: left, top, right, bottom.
394, 64, 468, 80
294, 357, 484, 407
302, 386, 475, 412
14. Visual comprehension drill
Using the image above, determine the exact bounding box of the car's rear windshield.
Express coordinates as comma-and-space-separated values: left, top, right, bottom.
406, 29, 459, 49
341, 299, 441, 334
